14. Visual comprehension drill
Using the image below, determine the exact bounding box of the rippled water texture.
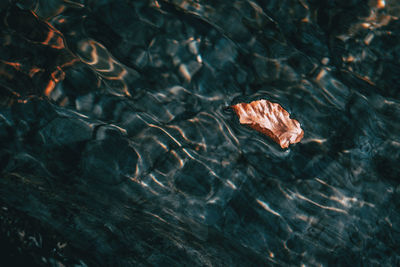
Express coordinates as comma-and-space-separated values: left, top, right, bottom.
1, 0, 400, 266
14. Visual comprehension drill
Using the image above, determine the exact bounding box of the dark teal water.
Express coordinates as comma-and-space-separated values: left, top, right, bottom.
0, 0, 400, 266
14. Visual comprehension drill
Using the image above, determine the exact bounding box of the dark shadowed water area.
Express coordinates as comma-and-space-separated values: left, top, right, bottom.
0, 0, 400, 266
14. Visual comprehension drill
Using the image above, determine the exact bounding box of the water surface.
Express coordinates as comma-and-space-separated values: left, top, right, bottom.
0, 0, 400, 266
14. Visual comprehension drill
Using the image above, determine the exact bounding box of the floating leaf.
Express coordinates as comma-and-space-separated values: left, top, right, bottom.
231, 99, 304, 148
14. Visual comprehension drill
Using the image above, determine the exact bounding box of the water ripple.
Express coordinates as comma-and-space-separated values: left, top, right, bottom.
0, 0, 400, 266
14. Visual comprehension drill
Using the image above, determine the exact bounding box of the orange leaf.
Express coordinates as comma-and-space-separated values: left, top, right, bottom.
231, 99, 304, 149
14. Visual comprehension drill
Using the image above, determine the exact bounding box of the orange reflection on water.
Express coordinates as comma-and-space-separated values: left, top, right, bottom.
377, 0, 385, 9
44, 80, 56, 97
28, 67, 43, 77
44, 58, 79, 97
78, 39, 132, 96
1, 61, 21, 71
30, 11, 66, 49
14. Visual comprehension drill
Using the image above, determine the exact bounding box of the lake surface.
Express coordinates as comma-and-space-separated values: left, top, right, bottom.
0, 0, 399, 266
